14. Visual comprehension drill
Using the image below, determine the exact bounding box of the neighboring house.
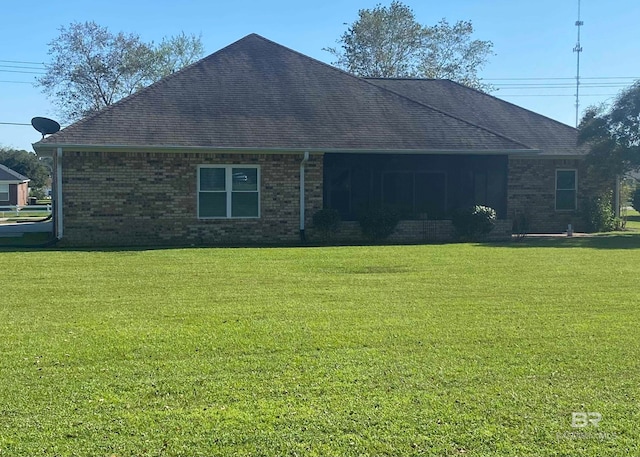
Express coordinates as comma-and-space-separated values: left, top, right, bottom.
0, 164, 30, 207
33, 34, 608, 246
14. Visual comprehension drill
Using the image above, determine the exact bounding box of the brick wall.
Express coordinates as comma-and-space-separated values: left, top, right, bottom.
307, 219, 512, 244
60, 151, 323, 246
60, 152, 608, 246
507, 156, 608, 233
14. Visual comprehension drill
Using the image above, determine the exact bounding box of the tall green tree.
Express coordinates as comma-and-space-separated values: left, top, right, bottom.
326, 1, 424, 78
0, 148, 50, 188
37, 21, 204, 123
325, 1, 494, 91
579, 80, 640, 180
419, 19, 494, 88
152, 32, 204, 76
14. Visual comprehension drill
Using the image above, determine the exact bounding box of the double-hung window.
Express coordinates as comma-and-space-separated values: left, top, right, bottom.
198, 165, 260, 218
555, 169, 577, 211
0, 183, 9, 202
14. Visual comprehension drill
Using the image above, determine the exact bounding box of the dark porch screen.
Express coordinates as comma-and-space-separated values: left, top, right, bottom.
323, 154, 507, 220
383, 172, 446, 219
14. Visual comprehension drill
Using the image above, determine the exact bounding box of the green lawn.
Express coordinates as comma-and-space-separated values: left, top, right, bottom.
0, 212, 51, 223
1, 236, 640, 456
625, 208, 640, 231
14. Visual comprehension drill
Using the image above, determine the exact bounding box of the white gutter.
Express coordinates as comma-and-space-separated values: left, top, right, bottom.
55, 147, 63, 240
33, 143, 539, 156
299, 151, 310, 242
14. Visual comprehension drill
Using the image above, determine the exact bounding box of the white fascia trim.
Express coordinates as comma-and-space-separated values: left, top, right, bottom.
33, 143, 540, 156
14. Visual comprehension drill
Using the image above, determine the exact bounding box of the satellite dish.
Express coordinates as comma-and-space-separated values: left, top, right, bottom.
31, 117, 61, 138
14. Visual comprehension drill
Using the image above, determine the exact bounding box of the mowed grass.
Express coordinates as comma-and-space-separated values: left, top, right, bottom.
1, 237, 640, 456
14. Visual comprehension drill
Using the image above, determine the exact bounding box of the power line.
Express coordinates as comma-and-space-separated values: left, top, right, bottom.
0, 69, 45, 75
495, 81, 631, 86
495, 84, 631, 89
486, 73, 635, 99
0, 64, 46, 71
0, 59, 45, 66
485, 76, 639, 81
498, 93, 618, 98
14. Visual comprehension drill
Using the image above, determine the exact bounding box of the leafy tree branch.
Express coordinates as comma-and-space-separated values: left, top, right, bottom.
37, 21, 204, 123
325, 1, 494, 91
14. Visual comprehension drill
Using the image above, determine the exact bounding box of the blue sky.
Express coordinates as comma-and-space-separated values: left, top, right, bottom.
1, 0, 639, 152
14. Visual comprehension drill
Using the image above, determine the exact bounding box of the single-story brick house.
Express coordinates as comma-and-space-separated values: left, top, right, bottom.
0, 164, 30, 207
33, 34, 607, 246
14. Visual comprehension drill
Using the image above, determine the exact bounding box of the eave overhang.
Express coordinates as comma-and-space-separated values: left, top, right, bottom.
33, 142, 540, 157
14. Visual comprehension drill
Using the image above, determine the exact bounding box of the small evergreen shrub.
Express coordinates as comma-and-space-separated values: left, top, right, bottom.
312, 208, 341, 241
452, 205, 497, 240
358, 207, 400, 241
582, 192, 615, 232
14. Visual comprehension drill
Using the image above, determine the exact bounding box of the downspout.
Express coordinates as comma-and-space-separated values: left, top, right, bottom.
55, 147, 63, 240
299, 151, 310, 243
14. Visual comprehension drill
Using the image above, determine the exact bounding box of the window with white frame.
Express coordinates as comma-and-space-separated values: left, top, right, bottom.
0, 183, 9, 202
555, 169, 577, 211
198, 165, 260, 218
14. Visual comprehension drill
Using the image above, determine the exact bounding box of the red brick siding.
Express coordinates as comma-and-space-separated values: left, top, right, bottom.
58, 152, 608, 245
60, 151, 323, 246
507, 157, 608, 233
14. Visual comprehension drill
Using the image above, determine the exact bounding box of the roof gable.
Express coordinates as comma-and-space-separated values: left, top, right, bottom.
35, 34, 529, 153
0, 164, 30, 183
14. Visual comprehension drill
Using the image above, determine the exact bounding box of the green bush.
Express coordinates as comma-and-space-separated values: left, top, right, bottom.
312, 208, 341, 241
582, 192, 615, 232
632, 187, 640, 212
452, 205, 497, 240
358, 207, 400, 241
29, 187, 47, 200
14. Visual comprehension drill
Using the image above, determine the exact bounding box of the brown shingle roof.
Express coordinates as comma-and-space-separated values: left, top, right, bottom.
36, 34, 584, 155
35, 34, 531, 153
366, 78, 583, 155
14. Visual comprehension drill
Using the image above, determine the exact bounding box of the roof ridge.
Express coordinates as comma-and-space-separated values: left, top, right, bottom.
34, 33, 559, 153
41, 34, 531, 151
365, 78, 534, 150
244, 37, 532, 151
